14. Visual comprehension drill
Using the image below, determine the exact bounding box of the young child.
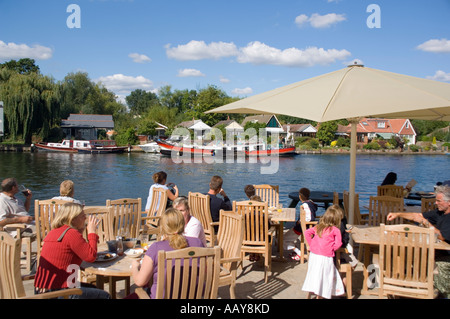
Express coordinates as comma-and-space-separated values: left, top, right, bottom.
283, 188, 318, 261
302, 204, 345, 299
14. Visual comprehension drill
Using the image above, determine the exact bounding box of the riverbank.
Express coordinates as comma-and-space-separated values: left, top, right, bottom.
1, 143, 448, 155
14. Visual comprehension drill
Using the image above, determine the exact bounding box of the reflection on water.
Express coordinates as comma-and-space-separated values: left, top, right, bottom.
0, 152, 448, 218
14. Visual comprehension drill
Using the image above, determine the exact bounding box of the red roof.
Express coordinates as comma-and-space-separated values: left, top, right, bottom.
338, 118, 416, 136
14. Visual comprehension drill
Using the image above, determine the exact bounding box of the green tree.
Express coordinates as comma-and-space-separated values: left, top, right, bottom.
316, 121, 338, 146
0, 58, 40, 75
187, 85, 237, 126
126, 89, 159, 115
59, 72, 125, 119
0, 70, 60, 143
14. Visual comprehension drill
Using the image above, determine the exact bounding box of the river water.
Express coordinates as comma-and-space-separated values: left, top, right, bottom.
1, 152, 448, 220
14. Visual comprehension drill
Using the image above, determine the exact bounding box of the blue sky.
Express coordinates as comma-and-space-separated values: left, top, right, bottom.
1, 0, 449, 104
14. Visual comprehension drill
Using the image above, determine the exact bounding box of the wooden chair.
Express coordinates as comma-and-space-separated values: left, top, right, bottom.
378, 224, 435, 299
377, 185, 404, 198
83, 205, 129, 297
299, 205, 318, 264
0, 231, 82, 299
335, 248, 353, 299
367, 196, 404, 226
217, 210, 244, 299
253, 184, 279, 208
141, 188, 168, 239
34, 199, 71, 266
135, 246, 221, 299
188, 192, 218, 247
342, 190, 369, 225
106, 198, 142, 238
82, 206, 114, 244
233, 200, 274, 283
421, 197, 437, 213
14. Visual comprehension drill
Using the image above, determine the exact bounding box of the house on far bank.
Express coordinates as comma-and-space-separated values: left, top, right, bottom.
61, 114, 115, 140
337, 118, 417, 145
241, 114, 284, 136
282, 124, 317, 142
176, 118, 211, 140
213, 118, 244, 140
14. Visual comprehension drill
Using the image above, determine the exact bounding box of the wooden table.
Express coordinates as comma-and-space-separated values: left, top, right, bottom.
82, 244, 144, 298
288, 191, 343, 209
350, 225, 450, 295
269, 207, 296, 261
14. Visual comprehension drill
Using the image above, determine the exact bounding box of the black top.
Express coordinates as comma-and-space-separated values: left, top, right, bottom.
423, 209, 450, 244
206, 193, 232, 223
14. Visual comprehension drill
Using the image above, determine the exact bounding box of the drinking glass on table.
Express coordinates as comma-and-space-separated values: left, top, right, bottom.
140, 234, 149, 250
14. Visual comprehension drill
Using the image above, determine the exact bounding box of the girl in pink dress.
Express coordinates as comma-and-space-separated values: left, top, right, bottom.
302, 205, 345, 299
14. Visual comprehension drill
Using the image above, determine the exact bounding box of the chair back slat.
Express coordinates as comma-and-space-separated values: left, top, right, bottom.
188, 192, 215, 246
368, 196, 404, 226
106, 198, 142, 238
155, 246, 220, 299
0, 231, 25, 299
378, 224, 435, 299
254, 184, 279, 208
421, 197, 436, 214
377, 185, 404, 198
34, 199, 73, 261
83, 206, 114, 244
145, 188, 168, 228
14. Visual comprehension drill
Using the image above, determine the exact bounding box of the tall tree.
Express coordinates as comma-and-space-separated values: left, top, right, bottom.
125, 89, 159, 115
0, 58, 40, 75
0, 70, 60, 143
187, 85, 238, 126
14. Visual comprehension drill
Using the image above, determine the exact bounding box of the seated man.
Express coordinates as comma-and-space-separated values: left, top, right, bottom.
173, 197, 206, 247
0, 178, 34, 237
205, 176, 232, 228
387, 185, 450, 298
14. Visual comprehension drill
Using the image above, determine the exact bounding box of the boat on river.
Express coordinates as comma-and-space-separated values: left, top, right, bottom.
156, 139, 296, 157
139, 142, 161, 153
34, 139, 127, 154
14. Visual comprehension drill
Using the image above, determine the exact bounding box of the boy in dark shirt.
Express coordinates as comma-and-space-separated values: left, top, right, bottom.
205, 176, 232, 226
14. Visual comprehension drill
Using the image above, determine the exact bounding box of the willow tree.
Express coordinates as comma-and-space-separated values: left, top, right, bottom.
0, 69, 60, 144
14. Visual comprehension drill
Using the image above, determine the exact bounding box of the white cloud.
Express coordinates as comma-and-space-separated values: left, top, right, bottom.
232, 87, 253, 96
295, 13, 346, 28
237, 41, 351, 67
416, 38, 450, 53
166, 40, 239, 60
0, 40, 53, 61
95, 74, 154, 94
177, 68, 206, 77
219, 76, 230, 83
166, 40, 350, 68
128, 53, 151, 63
426, 70, 450, 82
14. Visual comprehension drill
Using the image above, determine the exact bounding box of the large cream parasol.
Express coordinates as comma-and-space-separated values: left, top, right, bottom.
206, 64, 450, 223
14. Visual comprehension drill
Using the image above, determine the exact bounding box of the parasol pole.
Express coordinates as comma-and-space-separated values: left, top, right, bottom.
348, 118, 359, 225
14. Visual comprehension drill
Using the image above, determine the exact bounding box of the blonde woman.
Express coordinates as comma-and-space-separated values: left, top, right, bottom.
52, 180, 82, 204
302, 205, 345, 299
131, 208, 204, 298
34, 202, 110, 299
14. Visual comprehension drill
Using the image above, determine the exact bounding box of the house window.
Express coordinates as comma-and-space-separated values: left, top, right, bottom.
377, 122, 385, 128
405, 121, 409, 128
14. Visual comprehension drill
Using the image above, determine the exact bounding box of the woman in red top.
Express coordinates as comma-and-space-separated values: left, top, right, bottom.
34, 202, 110, 299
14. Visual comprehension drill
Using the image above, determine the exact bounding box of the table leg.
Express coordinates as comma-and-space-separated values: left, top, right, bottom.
272, 222, 287, 262
96, 274, 105, 290
360, 244, 378, 296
